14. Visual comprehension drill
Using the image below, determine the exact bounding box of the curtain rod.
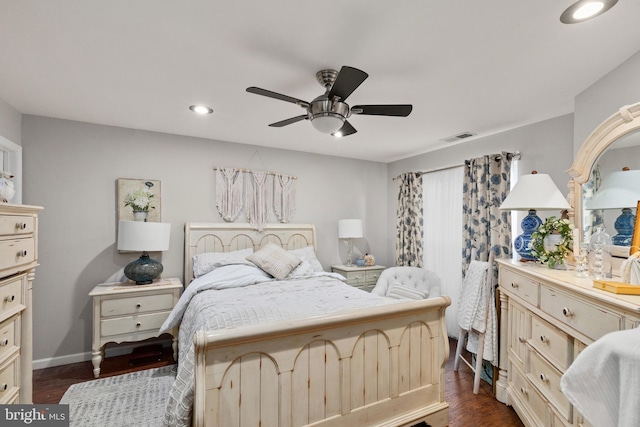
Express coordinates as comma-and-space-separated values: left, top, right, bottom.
213, 167, 297, 179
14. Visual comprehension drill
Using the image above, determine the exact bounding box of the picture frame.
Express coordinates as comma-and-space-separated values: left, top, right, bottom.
117, 178, 161, 222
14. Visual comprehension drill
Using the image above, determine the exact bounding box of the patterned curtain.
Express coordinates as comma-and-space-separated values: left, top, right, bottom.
396, 172, 423, 266
462, 152, 513, 273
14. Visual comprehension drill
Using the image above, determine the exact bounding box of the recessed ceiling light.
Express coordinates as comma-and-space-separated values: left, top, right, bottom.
189, 105, 213, 115
560, 0, 617, 24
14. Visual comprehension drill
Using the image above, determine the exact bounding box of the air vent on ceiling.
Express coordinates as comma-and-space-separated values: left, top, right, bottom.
440, 132, 477, 143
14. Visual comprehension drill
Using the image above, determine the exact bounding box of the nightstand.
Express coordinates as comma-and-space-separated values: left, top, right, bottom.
331, 265, 386, 292
89, 277, 182, 378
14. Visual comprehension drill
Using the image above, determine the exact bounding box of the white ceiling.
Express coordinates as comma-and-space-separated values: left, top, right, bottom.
2, 1, 640, 163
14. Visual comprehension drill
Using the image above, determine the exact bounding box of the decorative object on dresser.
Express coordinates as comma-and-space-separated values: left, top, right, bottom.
0, 204, 42, 404
331, 263, 385, 292
117, 178, 161, 223
499, 171, 571, 261
117, 221, 171, 285
88, 278, 182, 378
496, 258, 640, 426
0, 171, 15, 203
337, 218, 363, 266
584, 167, 640, 246
529, 216, 574, 269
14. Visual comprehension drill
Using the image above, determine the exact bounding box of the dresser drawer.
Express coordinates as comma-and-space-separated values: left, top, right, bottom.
101, 293, 175, 317
0, 276, 24, 320
0, 238, 35, 272
530, 315, 571, 371
540, 286, 621, 341
0, 215, 34, 237
101, 311, 171, 337
0, 315, 19, 363
0, 352, 19, 403
365, 269, 383, 284
510, 364, 547, 427
501, 268, 539, 306
528, 350, 571, 421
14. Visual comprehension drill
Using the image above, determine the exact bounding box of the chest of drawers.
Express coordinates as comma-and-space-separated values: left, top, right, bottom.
331, 265, 385, 292
89, 278, 182, 377
496, 259, 640, 427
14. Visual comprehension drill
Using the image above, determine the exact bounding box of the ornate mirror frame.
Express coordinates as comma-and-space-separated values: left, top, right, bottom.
567, 102, 640, 250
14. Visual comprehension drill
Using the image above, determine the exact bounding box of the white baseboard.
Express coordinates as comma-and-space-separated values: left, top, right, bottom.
33, 340, 172, 370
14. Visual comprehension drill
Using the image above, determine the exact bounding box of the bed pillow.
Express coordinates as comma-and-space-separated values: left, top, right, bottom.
287, 259, 316, 278
387, 281, 428, 300
288, 246, 324, 272
247, 243, 302, 280
192, 247, 254, 278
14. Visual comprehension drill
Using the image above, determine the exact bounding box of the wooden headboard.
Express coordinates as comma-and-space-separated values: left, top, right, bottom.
184, 222, 317, 285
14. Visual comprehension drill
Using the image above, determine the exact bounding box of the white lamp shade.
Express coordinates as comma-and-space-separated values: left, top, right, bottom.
338, 219, 363, 239
499, 173, 570, 211
585, 169, 640, 210
311, 115, 344, 134
117, 221, 171, 251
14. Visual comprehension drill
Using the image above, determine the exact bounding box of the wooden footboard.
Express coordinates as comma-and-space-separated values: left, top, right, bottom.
192, 296, 451, 427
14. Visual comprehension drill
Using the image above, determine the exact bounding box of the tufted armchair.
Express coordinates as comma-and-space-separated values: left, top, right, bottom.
371, 266, 441, 299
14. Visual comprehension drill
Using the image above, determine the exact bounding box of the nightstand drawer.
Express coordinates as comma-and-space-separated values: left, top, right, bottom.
0, 352, 19, 403
0, 216, 34, 237
540, 285, 621, 341
0, 276, 24, 319
501, 268, 539, 307
530, 315, 570, 371
102, 293, 175, 317
342, 271, 366, 286
101, 311, 171, 337
365, 269, 382, 284
0, 315, 19, 363
0, 238, 34, 273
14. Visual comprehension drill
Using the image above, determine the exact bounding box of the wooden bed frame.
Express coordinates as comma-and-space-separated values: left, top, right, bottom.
184, 223, 451, 427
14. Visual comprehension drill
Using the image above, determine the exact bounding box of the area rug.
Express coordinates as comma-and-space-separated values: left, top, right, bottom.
59, 365, 176, 427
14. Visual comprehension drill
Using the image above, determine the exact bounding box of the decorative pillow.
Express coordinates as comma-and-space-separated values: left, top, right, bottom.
247, 243, 302, 280
287, 259, 316, 278
387, 281, 428, 300
192, 248, 254, 278
288, 246, 324, 272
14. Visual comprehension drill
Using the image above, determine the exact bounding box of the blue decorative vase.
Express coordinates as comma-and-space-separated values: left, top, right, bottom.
612, 208, 635, 246
514, 209, 543, 261
355, 257, 365, 267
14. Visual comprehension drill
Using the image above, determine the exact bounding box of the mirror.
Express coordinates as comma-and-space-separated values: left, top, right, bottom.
567, 102, 640, 258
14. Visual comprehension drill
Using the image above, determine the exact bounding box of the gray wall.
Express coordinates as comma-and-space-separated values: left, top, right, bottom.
21, 115, 389, 365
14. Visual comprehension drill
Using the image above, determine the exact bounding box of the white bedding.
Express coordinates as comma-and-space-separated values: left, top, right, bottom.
161, 264, 399, 427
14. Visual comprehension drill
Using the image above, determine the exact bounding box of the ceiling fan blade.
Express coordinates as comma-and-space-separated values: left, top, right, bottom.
268, 115, 308, 127
327, 66, 368, 101
246, 87, 309, 107
351, 104, 413, 117
332, 121, 357, 137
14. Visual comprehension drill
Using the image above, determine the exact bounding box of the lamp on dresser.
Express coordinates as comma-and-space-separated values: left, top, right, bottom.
117, 220, 171, 284
338, 219, 363, 266
499, 171, 570, 261
585, 167, 640, 246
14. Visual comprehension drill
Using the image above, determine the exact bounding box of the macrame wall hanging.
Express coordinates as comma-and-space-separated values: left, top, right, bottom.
214, 167, 297, 231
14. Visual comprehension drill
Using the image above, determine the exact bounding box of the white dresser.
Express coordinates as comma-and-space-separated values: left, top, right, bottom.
497, 258, 640, 427
0, 204, 42, 404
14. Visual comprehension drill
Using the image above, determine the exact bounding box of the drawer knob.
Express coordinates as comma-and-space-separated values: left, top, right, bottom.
5, 295, 15, 303
511, 282, 518, 288
0, 339, 8, 346
520, 387, 527, 395
0, 383, 6, 392
15, 222, 27, 230
17, 250, 27, 257
562, 307, 572, 317
518, 336, 526, 343
136, 322, 141, 327
136, 303, 142, 309
539, 373, 548, 382
539, 335, 547, 343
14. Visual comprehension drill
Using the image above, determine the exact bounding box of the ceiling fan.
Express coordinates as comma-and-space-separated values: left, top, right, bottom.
246, 66, 412, 137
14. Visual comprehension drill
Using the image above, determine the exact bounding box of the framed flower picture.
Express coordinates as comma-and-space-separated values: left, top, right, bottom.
117, 178, 161, 222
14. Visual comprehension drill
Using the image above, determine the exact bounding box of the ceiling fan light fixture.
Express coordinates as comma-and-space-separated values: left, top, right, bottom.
311, 114, 344, 134
189, 105, 213, 115
560, 0, 617, 24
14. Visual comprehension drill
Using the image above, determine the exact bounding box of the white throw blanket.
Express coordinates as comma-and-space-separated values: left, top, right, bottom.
561, 327, 640, 427
161, 265, 399, 427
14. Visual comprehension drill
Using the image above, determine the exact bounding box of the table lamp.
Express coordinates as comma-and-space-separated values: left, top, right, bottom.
585, 167, 640, 246
499, 171, 570, 261
117, 221, 171, 284
338, 219, 363, 266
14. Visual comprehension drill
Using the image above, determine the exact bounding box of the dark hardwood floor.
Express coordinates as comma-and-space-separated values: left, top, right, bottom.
33, 338, 523, 426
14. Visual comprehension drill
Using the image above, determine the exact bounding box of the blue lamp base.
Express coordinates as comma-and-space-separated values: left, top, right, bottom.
612, 207, 635, 246
513, 209, 543, 261
124, 251, 164, 285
